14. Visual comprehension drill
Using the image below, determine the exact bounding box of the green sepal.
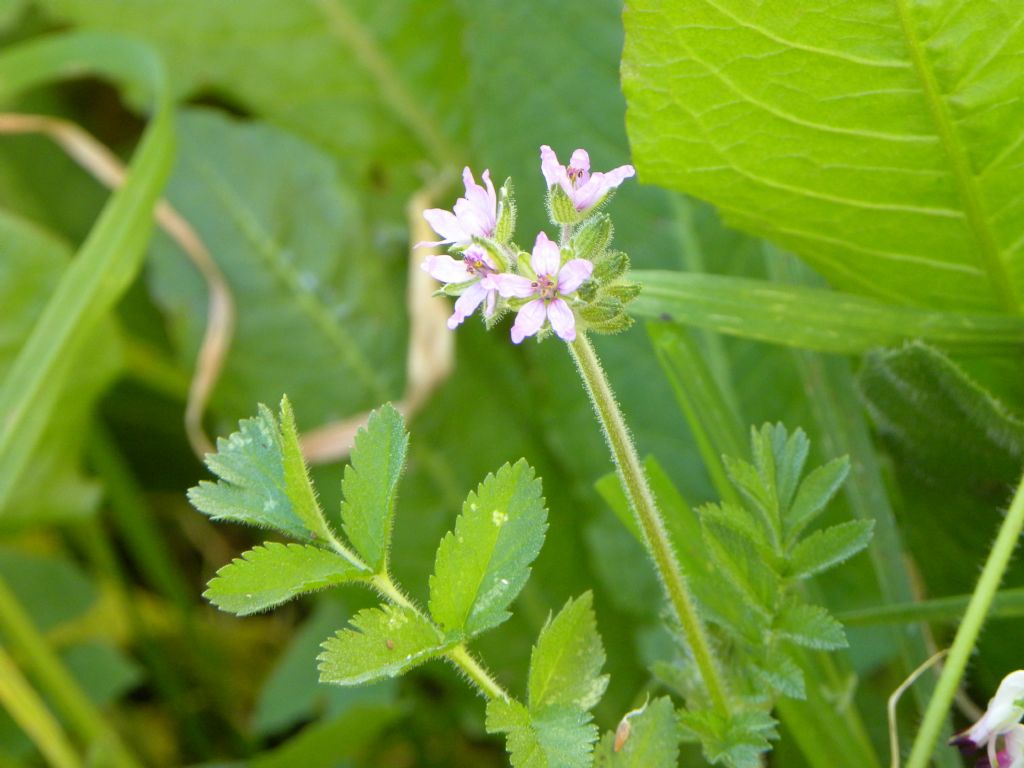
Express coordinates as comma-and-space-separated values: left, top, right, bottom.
470, 234, 510, 272
604, 281, 642, 305
572, 214, 613, 261
592, 250, 629, 283
495, 177, 517, 243
547, 184, 581, 226
579, 299, 624, 324
517, 250, 534, 276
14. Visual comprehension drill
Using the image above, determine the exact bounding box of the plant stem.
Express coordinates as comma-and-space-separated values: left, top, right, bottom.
568, 333, 730, 715
905, 470, 1024, 768
371, 574, 510, 701
0, 649, 82, 768
0, 576, 142, 768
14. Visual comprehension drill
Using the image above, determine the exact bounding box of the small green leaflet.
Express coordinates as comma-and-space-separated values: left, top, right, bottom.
340, 404, 409, 573
486, 699, 597, 768
489, 593, 607, 768
529, 592, 608, 711
428, 460, 547, 638
679, 709, 778, 768
775, 602, 847, 651
593, 698, 679, 767
318, 604, 450, 686
204, 543, 367, 616
278, 395, 335, 543
783, 457, 849, 544
787, 520, 874, 579
188, 403, 309, 539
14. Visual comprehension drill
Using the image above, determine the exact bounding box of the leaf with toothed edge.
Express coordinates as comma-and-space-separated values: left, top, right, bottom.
340, 403, 409, 573
528, 592, 609, 712
486, 698, 598, 768
318, 603, 451, 686
428, 460, 548, 639
188, 404, 310, 540
593, 697, 680, 767
203, 542, 368, 616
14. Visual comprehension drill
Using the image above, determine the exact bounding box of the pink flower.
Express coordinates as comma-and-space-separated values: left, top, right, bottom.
952, 671, 1024, 768
487, 232, 592, 343
419, 167, 497, 248
540, 145, 635, 212
422, 246, 499, 329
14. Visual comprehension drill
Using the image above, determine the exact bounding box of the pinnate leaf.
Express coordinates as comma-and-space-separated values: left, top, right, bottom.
188, 404, 309, 539
752, 651, 805, 701
340, 404, 409, 572
679, 709, 778, 768
486, 698, 597, 768
528, 592, 608, 712
775, 602, 846, 650
593, 698, 679, 767
429, 460, 547, 638
788, 520, 873, 579
318, 604, 449, 686
204, 543, 367, 616
784, 457, 850, 543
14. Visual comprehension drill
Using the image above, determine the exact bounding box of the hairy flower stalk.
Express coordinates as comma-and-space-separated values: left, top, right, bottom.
419, 145, 730, 714
906, 470, 1024, 768
568, 333, 731, 716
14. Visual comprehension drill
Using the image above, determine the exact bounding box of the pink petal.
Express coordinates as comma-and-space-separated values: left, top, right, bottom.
557, 259, 593, 294
547, 298, 576, 342
540, 145, 562, 187
448, 281, 488, 329
454, 198, 490, 239
485, 288, 497, 317
571, 175, 609, 211
423, 208, 467, 244
482, 169, 497, 212
423, 254, 473, 283
487, 273, 535, 299
569, 148, 591, 174
531, 231, 561, 276
604, 163, 636, 186
511, 299, 547, 344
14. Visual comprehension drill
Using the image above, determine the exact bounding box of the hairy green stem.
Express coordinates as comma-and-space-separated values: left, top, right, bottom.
0, 650, 82, 768
568, 333, 730, 715
905, 470, 1024, 768
372, 574, 510, 701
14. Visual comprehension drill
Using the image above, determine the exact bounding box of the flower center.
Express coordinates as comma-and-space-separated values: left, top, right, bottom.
567, 166, 585, 187
464, 253, 495, 277
532, 274, 558, 301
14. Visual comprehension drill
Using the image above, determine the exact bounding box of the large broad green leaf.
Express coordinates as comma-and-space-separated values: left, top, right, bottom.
340, 404, 408, 573
204, 543, 368, 616
859, 342, 1024, 486
146, 108, 404, 428
428, 460, 548, 638
0, 209, 118, 525
623, 1, 1024, 312
36, 0, 467, 173
318, 603, 451, 686
633, 272, 1024, 354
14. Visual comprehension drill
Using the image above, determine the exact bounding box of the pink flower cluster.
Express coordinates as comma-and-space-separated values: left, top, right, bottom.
418, 146, 634, 344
